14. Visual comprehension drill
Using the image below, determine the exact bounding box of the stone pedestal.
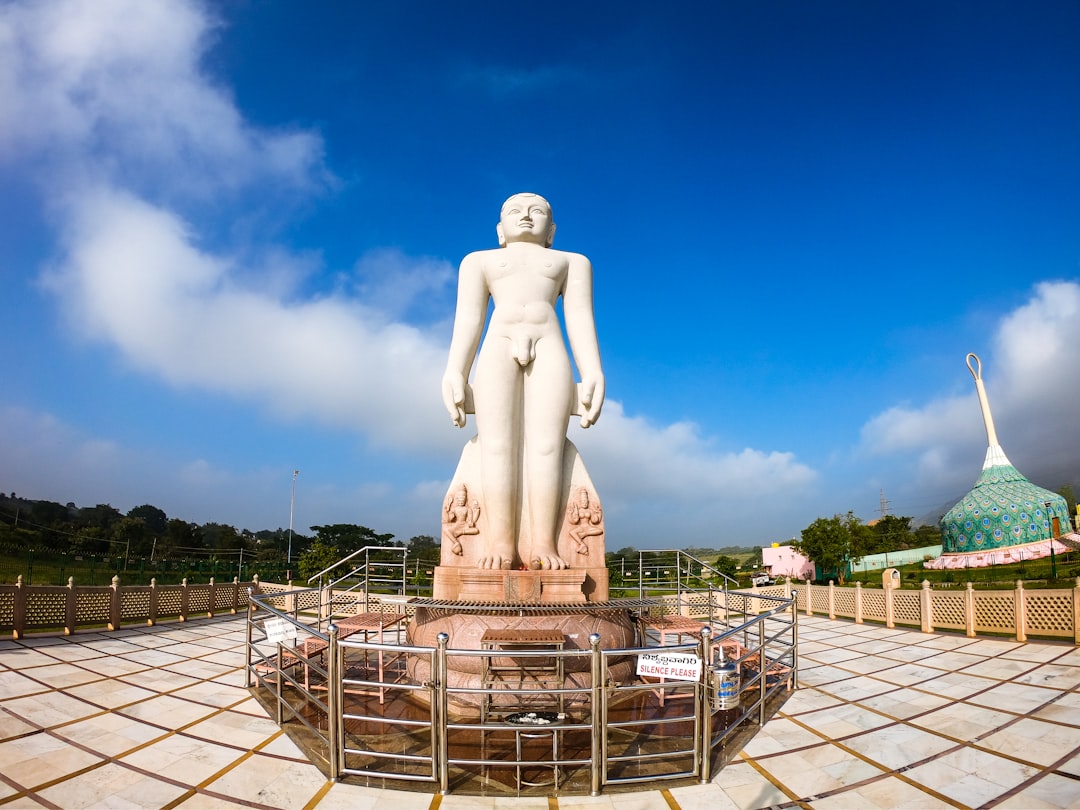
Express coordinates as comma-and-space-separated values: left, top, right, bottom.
405, 605, 636, 715
433, 566, 609, 603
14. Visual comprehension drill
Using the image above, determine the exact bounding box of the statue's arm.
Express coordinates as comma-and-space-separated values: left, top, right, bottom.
564, 253, 605, 427
442, 253, 488, 427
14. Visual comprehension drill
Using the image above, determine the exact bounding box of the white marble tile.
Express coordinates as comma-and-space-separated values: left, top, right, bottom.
966, 681, 1059, 714
667, 782, 741, 810
907, 701, 1016, 741
0, 729, 105, 790
35, 760, 188, 809
183, 710, 284, 749
996, 772, 1080, 808
839, 723, 957, 770
1012, 663, 1080, 691
201, 752, 330, 807
811, 776, 955, 809
1032, 689, 1080, 725
119, 733, 248, 784
52, 712, 168, 756
116, 693, 220, 729
978, 716, 1080, 766
795, 702, 894, 739
3, 690, 103, 727
746, 743, 887, 800
903, 747, 1040, 807
0, 670, 49, 700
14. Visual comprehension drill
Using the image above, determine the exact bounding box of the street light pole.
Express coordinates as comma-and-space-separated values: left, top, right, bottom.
1045, 501, 1057, 579
288, 470, 299, 567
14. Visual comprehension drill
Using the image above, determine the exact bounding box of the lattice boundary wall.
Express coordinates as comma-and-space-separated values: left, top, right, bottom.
0, 577, 256, 638
3, 576, 1079, 643
797, 579, 1080, 643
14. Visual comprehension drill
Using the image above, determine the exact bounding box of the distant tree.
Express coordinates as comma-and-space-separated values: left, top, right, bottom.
794, 512, 866, 584
297, 539, 341, 581
160, 519, 202, 560
913, 524, 942, 547
713, 555, 738, 578
406, 534, 439, 555
111, 517, 152, 564
1058, 484, 1076, 518
128, 505, 167, 536
311, 524, 395, 555
81, 504, 123, 533
868, 515, 913, 554
202, 523, 244, 551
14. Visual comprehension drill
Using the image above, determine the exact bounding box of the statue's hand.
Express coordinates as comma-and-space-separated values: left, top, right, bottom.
442, 372, 467, 427
578, 374, 605, 428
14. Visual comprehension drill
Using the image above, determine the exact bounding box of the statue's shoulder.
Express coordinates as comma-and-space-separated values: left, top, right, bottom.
459, 248, 499, 270
560, 249, 592, 269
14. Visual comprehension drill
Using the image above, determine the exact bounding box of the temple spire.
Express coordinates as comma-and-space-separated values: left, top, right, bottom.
966, 353, 1011, 469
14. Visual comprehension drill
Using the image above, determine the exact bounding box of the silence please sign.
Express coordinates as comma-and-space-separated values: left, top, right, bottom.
636, 651, 703, 681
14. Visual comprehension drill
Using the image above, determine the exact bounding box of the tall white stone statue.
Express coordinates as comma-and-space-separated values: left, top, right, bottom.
440, 193, 606, 577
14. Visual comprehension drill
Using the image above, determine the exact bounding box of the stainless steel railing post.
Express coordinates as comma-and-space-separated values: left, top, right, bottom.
436, 632, 450, 795
698, 625, 713, 783
589, 632, 603, 796
327, 623, 341, 777
758, 617, 767, 726
791, 590, 800, 690
245, 589, 254, 688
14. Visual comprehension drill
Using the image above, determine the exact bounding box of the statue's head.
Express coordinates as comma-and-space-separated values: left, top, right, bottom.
497, 193, 555, 247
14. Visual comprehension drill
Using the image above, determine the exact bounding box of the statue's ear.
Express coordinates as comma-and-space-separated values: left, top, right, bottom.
496, 222, 506, 247
545, 221, 556, 247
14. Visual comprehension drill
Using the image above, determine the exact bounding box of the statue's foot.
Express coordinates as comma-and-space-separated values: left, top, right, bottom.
477, 554, 514, 570
529, 552, 568, 570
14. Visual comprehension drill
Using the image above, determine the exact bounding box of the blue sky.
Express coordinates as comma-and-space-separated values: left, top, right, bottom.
1, 0, 1078, 548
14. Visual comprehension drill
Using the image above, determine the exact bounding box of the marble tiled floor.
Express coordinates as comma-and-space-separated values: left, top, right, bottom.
1, 615, 1078, 809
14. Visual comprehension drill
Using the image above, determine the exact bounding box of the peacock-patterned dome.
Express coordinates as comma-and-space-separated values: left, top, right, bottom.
940, 463, 1068, 552
937, 353, 1068, 555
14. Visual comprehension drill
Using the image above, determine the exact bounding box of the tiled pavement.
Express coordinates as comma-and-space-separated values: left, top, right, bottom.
1, 615, 1079, 809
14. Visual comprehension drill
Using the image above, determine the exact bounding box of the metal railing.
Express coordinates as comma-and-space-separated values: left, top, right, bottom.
244, 583, 797, 796
306, 545, 407, 619
635, 549, 738, 626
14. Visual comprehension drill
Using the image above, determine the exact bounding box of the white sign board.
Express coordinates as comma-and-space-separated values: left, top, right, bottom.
636, 651, 702, 681
264, 617, 297, 644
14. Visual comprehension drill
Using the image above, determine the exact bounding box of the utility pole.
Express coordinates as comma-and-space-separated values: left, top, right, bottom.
878, 489, 890, 519
288, 469, 299, 569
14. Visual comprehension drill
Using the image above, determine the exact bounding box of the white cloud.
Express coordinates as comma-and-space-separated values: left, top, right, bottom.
43, 186, 454, 452
0, 0, 326, 196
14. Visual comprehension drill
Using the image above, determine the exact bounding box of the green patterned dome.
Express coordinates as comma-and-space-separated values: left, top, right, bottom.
940, 464, 1068, 552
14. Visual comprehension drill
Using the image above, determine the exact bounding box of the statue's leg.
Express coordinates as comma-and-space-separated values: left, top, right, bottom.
523, 340, 573, 570
474, 345, 522, 570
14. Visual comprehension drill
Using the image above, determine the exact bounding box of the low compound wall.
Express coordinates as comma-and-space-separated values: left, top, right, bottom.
775, 578, 1080, 643
0, 574, 260, 638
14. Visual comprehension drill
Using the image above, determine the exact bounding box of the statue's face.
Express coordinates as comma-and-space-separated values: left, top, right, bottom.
578, 489, 589, 506
498, 194, 554, 246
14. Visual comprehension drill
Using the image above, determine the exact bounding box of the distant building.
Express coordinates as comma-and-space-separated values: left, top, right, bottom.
761, 544, 814, 580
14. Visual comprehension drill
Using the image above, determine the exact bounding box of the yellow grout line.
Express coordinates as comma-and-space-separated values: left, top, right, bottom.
302, 779, 337, 810
738, 752, 808, 807
659, 787, 681, 809
428, 794, 443, 810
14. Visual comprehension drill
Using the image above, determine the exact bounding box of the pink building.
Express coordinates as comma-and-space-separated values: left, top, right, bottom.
761, 545, 815, 580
